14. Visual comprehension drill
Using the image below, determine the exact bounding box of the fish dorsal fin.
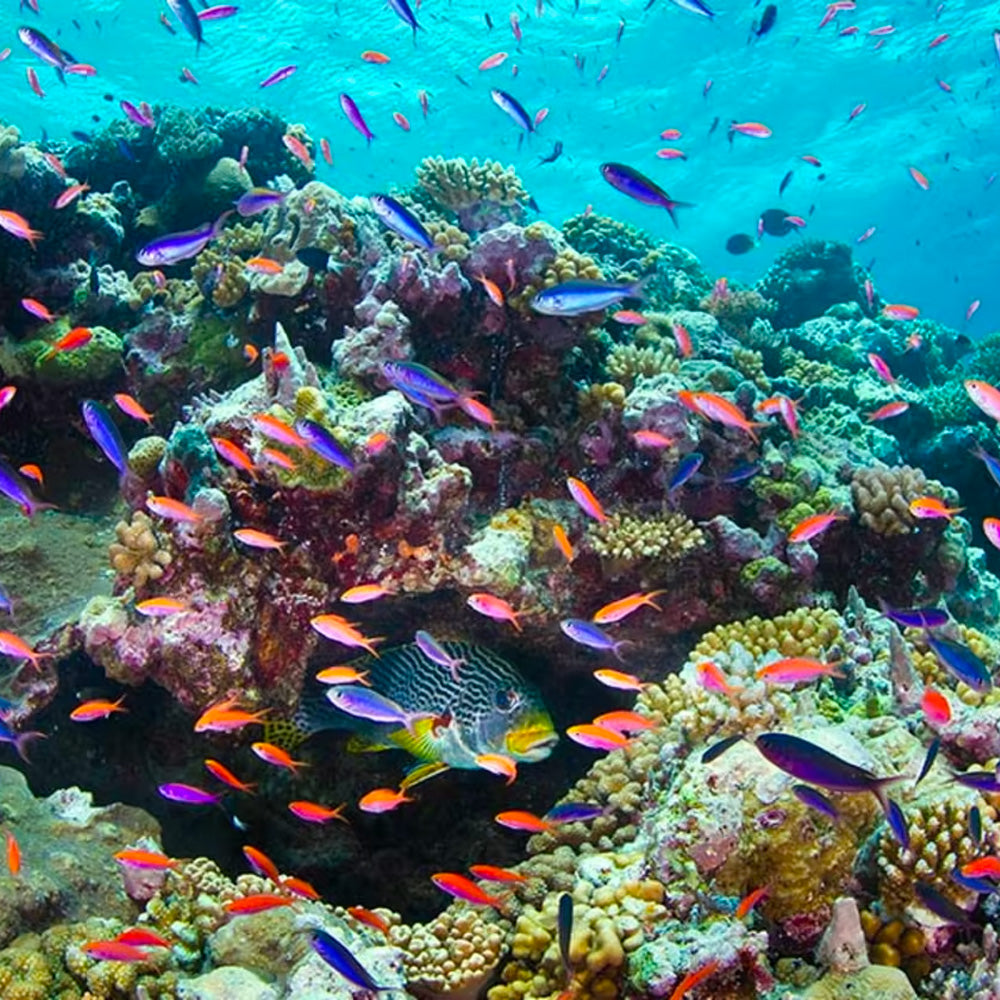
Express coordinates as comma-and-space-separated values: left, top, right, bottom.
400, 761, 451, 790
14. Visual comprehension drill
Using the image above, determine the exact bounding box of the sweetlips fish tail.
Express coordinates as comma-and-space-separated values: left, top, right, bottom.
400, 761, 451, 789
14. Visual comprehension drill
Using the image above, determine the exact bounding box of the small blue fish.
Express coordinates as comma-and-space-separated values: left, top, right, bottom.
166, 0, 205, 47
81, 400, 127, 475
878, 600, 949, 629
0, 715, 44, 762
370, 195, 436, 251
915, 881, 977, 925
490, 89, 533, 133
791, 783, 839, 820
886, 799, 909, 849
925, 634, 992, 693
557, 892, 573, 982
0, 584, 13, 615
136, 211, 231, 267
701, 734, 743, 764
311, 928, 388, 991
972, 445, 1000, 489
415, 630, 466, 683
952, 769, 1000, 793
599, 162, 691, 226
951, 867, 994, 895
381, 361, 460, 406
669, 452, 704, 491
0, 457, 51, 517
326, 685, 432, 735
559, 619, 631, 659
546, 802, 604, 823
970, 805, 983, 845
235, 188, 286, 217
721, 461, 761, 484
295, 419, 355, 472
531, 278, 645, 317
388, 0, 421, 40
915, 738, 939, 787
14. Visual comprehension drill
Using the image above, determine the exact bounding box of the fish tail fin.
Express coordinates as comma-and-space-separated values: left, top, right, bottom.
15, 730, 46, 763
665, 200, 693, 228
211, 209, 234, 238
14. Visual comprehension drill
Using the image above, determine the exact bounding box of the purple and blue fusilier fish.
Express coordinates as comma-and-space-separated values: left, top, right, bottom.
388, 0, 421, 41
120, 100, 154, 128
915, 881, 978, 926
0, 713, 44, 763
754, 732, 901, 808
295, 419, 355, 472
157, 782, 220, 806
791, 783, 839, 820
370, 195, 437, 251
600, 162, 692, 227
971, 444, 1000, 489
970, 805, 983, 845
0, 584, 13, 615
669, 452, 704, 491
557, 892, 573, 981
166, 0, 206, 47
559, 619, 632, 660
925, 633, 992, 693
0, 456, 52, 518
311, 928, 388, 991
531, 278, 646, 317
340, 93, 375, 145
325, 685, 431, 735
546, 801, 604, 823
81, 400, 127, 476
915, 738, 940, 787
197, 4, 239, 20
669, 0, 716, 18
381, 361, 460, 406
721, 461, 761, 484
878, 600, 949, 630
490, 89, 534, 133
701, 733, 743, 764
951, 768, 1000, 793
885, 799, 909, 849
415, 630, 466, 683
17, 26, 71, 72
260, 64, 297, 88
136, 211, 231, 266
235, 188, 286, 217
951, 867, 995, 895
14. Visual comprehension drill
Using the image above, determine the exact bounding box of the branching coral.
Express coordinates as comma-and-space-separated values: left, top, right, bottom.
578, 382, 627, 422
108, 511, 172, 589
605, 342, 678, 387
416, 156, 529, 232
586, 510, 706, 575
700, 282, 776, 339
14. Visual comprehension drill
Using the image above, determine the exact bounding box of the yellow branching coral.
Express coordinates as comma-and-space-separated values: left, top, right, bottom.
426, 219, 471, 262
691, 607, 842, 663
108, 511, 172, 589
851, 465, 945, 536
577, 382, 627, 422
417, 156, 528, 212
586, 510, 705, 575
605, 343, 678, 387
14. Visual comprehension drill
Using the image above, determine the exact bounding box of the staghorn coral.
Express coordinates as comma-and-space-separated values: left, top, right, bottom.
605, 342, 678, 388
393, 904, 508, 999
416, 155, 529, 232
851, 465, 940, 536
108, 511, 172, 589
586, 510, 706, 575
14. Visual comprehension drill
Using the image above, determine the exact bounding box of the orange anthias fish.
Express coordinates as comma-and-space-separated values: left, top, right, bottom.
593, 668, 647, 692
909, 496, 964, 521
0, 210, 43, 248
0, 631, 45, 669
282, 875, 322, 900
223, 893, 295, 915
117, 928, 171, 949
114, 849, 179, 870
592, 590, 666, 624
592, 710, 656, 734
288, 800, 349, 824
340, 583, 392, 604
361, 49, 391, 63
251, 741, 308, 774
552, 524, 575, 563
347, 905, 391, 936
695, 661, 741, 702
212, 437, 258, 479
566, 724, 630, 751
38, 326, 92, 360
70, 695, 128, 722
921, 687, 951, 726
135, 597, 189, 617
755, 657, 845, 685
195, 698, 269, 734
245, 256, 284, 275
82, 940, 151, 963
311, 614, 384, 655
960, 857, 1000, 880
475, 274, 505, 306
233, 527, 287, 550
735, 886, 769, 918
466, 592, 522, 631
146, 495, 202, 523
113, 393, 154, 425
204, 759, 256, 794
474, 753, 518, 784
469, 863, 528, 884
689, 392, 766, 442
243, 845, 281, 883
358, 787, 413, 813
316, 665, 371, 686
495, 810, 553, 833
18, 464, 43, 486
5, 830, 20, 876
787, 512, 848, 544
566, 476, 607, 523
668, 959, 720, 1000
431, 871, 504, 909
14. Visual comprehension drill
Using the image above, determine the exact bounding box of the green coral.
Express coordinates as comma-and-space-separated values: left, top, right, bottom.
562, 212, 658, 270
15, 321, 124, 386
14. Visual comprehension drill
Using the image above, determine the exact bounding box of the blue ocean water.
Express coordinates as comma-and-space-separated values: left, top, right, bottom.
3, 0, 997, 332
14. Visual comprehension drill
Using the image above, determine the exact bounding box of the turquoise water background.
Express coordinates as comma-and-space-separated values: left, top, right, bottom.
4, 0, 998, 330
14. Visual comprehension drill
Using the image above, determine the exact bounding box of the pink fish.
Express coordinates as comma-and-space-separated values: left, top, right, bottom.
510, 12, 521, 40
180, 67, 199, 85
778, 395, 800, 438
966, 380, 1000, 422
703, 78, 713, 97
26, 67, 45, 98
198, 4, 239, 20
393, 111, 411, 131
966, 300, 981, 322
566, 477, 607, 523
867, 353, 896, 385
656, 148, 687, 160
788, 512, 847, 543
882, 303, 919, 321
866, 401, 909, 422
868, 24, 894, 36
53, 183, 90, 210
65, 63, 97, 76
596, 64, 609, 84
848, 102, 866, 121
20, 298, 54, 322
632, 429, 674, 449
533, 107, 548, 127
672, 323, 693, 357
660, 128, 682, 140
466, 593, 522, 631
928, 33, 948, 48
937, 79, 952, 93
260, 65, 297, 88
113, 393, 153, 425
864, 279, 874, 311
479, 51, 508, 70
340, 92, 374, 144
983, 517, 1000, 551
909, 165, 930, 190
729, 121, 772, 139
856, 225, 876, 243
839, 25, 858, 36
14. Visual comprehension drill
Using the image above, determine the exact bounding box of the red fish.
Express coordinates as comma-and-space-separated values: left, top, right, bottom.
347, 905, 390, 935
70, 695, 127, 722
787, 512, 847, 543
39, 326, 91, 360
53, 182, 90, 210
243, 845, 280, 883
82, 941, 150, 962
469, 864, 528, 884
668, 959, 720, 1000
921, 687, 951, 726
5, 830, 20, 876
735, 886, 768, 918
223, 894, 294, 915
288, 800, 348, 824
908, 166, 930, 190
114, 849, 178, 870
756, 657, 845, 685
495, 810, 552, 833
431, 872, 504, 909
205, 759, 256, 794
866, 401, 909, 422
117, 929, 171, 948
